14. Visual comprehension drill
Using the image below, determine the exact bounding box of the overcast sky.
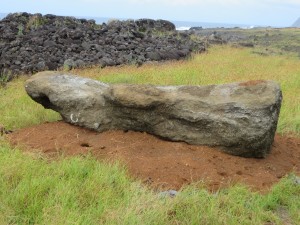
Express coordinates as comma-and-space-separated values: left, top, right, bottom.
1, 0, 299, 27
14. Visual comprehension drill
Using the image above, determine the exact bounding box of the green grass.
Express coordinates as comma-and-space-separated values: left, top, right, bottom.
0, 142, 299, 224
1, 46, 300, 134
0, 78, 60, 130
195, 27, 300, 57
0, 45, 300, 224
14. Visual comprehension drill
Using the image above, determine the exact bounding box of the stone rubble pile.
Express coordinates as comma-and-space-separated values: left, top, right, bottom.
0, 12, 205, 80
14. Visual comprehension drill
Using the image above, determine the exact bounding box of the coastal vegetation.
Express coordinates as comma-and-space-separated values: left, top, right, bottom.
0, 45, 299, 224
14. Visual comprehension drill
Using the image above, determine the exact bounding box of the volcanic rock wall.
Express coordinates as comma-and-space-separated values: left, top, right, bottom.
0, 12, 205, 81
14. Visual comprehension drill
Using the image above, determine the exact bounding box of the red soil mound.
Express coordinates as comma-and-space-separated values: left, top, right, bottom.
7, 121, 300, 192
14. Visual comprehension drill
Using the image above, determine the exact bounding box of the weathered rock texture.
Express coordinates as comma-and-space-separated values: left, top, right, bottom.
25, 72, 282, 158
0, 12, 205, 81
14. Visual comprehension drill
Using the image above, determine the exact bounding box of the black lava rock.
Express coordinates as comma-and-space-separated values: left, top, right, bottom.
0, 12, 206, 80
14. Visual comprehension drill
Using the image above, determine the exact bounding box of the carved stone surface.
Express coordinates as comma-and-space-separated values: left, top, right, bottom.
25, 71, 282, 158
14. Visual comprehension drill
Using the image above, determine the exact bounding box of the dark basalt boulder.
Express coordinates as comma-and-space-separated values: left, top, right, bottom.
135, 19, 176, 32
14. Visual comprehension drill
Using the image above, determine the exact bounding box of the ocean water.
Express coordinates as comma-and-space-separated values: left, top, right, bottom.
176, 26, 192, 31
0, 13, 256, 29
176, 26, 256, 30
173, 20, 255, 30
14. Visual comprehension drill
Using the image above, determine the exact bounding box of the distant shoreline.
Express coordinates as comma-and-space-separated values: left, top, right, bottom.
0, 12, 279, 29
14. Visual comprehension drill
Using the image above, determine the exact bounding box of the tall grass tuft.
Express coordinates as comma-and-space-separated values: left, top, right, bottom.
0, 78, 60, 130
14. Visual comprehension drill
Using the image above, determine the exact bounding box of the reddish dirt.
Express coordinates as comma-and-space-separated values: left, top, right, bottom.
239, 80, 266, 86
7, 121, 300, 192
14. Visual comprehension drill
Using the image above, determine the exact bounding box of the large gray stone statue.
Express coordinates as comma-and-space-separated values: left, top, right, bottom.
25, 71, 282, 158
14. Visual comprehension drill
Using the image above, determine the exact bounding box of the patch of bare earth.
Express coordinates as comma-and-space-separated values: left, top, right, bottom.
7, 121, 300, 192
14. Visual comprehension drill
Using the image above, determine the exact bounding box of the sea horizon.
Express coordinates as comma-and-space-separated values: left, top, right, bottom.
0, 12, 275, 29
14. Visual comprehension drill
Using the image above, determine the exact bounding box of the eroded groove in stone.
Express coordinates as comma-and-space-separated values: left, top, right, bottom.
25, 71, 282, 158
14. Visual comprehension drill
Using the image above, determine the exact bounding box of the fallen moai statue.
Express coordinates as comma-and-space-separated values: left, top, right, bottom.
25, 71, 282, 158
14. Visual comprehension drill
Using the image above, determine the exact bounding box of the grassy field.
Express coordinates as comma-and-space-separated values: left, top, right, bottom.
193, 27, 300, 57
0, 45, 300, 224
2, 45, 300, 134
